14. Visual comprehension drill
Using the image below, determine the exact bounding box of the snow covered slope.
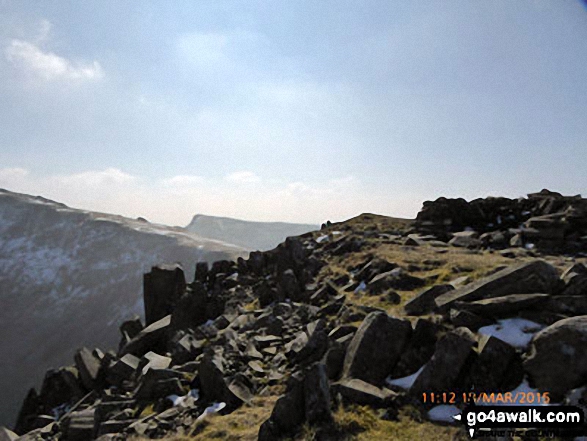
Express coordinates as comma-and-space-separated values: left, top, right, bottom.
0, 189, 247, 427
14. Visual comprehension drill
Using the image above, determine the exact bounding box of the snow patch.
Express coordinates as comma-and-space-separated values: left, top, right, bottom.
427, 405, 460, 423
385, 365, 425, 390
478, 318, 544, 349
167, 389, 199, 407
316, 234, 329, 243
354, 281, 367, 293
197, 402, 226, 421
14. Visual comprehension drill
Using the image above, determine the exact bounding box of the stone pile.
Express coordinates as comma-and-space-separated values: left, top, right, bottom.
416, 189, 587, 252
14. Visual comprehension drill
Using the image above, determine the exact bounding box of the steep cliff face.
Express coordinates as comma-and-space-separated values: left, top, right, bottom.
0, 189, 247, 427
185, 214, 318, 251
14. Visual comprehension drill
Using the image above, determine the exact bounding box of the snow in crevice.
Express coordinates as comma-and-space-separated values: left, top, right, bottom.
478, 318, 544, 349
385, 364, 426, 390
427, 405, 460, 423
197, 402, 226, 421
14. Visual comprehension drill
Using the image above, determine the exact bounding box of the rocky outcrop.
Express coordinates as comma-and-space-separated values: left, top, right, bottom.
416, 190, 587, 252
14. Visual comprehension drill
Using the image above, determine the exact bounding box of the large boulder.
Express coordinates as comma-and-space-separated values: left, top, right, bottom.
303, 363, 332, 425
74, 347, 102, 390
14, 388, 41, 435
342, 312, 412, 385
453, 293, 551, 318
198, 351, 249, 411
523, 316, 587, 400
411, 329, 476, 395
143, 264, 186, 326
331, 378, 395, 407
464, 335, 521, 392
120, 315, 171, 357
170, 281, 208, 331
38, 367, 84, 411
0, 427, 17, 441
434, 260, 560, 311
404, 284, 454, 316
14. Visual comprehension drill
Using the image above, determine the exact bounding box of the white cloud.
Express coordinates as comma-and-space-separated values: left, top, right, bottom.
225, 171, 261, 183
162, 175, 205, 187
0, 167, 29, 179
4, 39, 104, 82
55, 168, 137, 187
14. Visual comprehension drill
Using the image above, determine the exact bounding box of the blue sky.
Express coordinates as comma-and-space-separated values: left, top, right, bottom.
0, 1, 586, 225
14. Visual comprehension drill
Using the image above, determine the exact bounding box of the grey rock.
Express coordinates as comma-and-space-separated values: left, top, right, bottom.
524, 316, 587, 400
120, 315, 171, 357
465, 335, 520, 392
170, 281, 208, 331
404, 284, 454, 316
434, 260, 560, 311
134, 368, 183, 400
411, 329, 476, 395
194, 261, 209, 284
303, 363, 332, 424
139, 351, 171, 376
342, 312, 412, 385
367, 268, 425, 293
0, 427, 18, 441
143, 264, 186, 326
332, 378, 395, 407
454, 293, 551, 318
63, 408, 95, 441
449, 231, 482, 248
39, 367, 84, 411
106, 354, 140, 386
545, 296, 587, 316
449, 309, 494, 331
74, 347, 101, 390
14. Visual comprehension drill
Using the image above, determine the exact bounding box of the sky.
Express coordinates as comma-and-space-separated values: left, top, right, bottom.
0, 1, 586, 226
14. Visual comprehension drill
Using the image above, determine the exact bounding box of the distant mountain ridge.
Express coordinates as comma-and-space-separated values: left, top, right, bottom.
186, 214, 318, 251
0, 189, 248, 427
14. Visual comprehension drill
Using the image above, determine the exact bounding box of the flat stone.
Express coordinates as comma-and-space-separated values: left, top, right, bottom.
332, 378, 395, 407
434, 260, 560, 311
404, 284, 454, 316
453, 293, 551, 318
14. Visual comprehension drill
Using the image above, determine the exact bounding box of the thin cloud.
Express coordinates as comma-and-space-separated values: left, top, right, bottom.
225, 171, 261, 183
55, 168, 137, 187
4, 39, 104, 81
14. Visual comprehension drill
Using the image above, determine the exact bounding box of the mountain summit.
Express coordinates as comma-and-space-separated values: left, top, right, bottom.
185, 214, 318, 251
